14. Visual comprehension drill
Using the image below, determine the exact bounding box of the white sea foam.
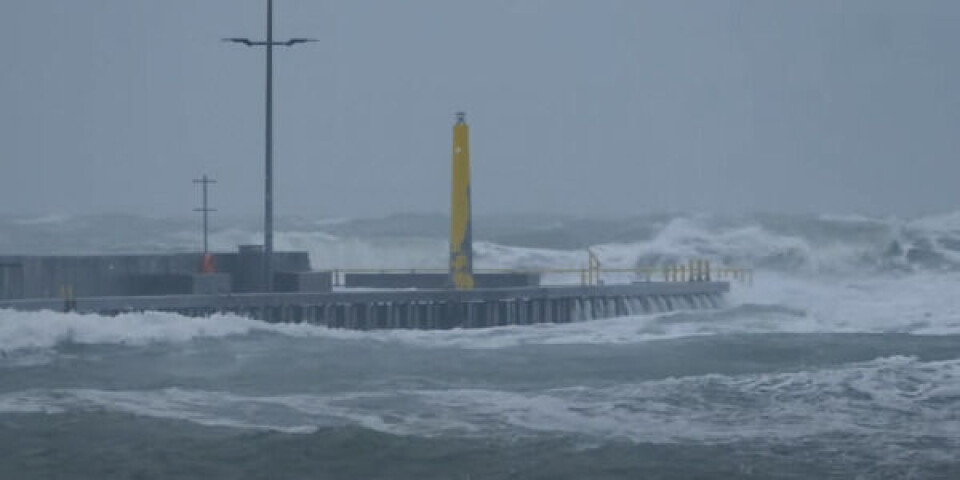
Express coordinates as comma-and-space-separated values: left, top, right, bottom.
5, 210, 960, 354
416, 355, 960, 442
198, 216, 850, 275
209, 229, 449, 271
9, 210, 960, 273
817, 213, 892, 224
0, 308, 432, 353
908, 210, 960, 234
3, 270, 960, 354
0, 310, 284, 352
248, 214, 927, 276
2, 356, 956, 444
731, 271, 960, 336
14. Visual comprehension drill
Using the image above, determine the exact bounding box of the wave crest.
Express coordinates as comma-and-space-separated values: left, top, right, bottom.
2, 356, 957, 445
0, 310, 275, 352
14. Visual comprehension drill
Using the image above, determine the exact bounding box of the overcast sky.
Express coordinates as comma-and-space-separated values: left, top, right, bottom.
1, 0, 958, 219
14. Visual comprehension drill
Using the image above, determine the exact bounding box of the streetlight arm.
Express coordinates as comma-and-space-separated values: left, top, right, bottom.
222, 37, 255, 46
223, 37, 316, 47
282, 38, 318, 46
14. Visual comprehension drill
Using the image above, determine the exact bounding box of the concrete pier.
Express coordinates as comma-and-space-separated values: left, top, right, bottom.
0, 281, 729, 330
0, 250, 310, 300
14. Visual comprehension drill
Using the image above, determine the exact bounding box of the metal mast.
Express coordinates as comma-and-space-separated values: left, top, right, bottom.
193, 175, 217, 254
224, 0, 315, 292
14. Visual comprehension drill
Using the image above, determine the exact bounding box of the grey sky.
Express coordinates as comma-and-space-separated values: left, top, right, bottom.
1, 1, 958, 218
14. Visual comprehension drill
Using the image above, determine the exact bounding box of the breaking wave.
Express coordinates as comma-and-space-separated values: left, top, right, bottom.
236, 211, 960, 275
5, 211, 960, 274
2, 356, 957, 446
464, 213, 960, 275
0, 310, 318, 352
4, 269, 960, 355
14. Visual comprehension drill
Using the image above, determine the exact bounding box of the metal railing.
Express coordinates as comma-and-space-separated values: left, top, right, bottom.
325, 260, 753, 287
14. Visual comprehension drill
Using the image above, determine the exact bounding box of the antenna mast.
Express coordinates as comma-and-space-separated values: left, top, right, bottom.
193, 174, 217, 254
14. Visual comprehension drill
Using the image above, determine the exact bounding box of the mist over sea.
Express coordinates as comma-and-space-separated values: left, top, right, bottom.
2, 212, 960, 479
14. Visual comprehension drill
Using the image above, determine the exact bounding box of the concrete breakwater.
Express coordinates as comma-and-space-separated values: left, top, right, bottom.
0, 282, 728, 330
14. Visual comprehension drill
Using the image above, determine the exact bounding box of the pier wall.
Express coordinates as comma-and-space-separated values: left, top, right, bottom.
0, 282, 730, 330
342, 272, 539, 289
0, 251, 310, 299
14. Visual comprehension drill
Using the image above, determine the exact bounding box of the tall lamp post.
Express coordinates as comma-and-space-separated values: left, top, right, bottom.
224, 0, 315, 292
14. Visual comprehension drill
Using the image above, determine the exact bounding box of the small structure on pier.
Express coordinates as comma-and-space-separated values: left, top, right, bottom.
0, 247, 315, 301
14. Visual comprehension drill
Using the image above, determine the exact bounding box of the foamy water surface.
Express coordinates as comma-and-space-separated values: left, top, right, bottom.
3, 213, 960, 478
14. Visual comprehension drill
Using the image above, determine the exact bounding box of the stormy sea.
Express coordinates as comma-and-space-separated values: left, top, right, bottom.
2, 212, 959, 479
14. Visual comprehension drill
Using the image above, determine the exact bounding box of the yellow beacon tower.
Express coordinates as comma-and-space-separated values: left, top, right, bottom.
449, 112, 475, 289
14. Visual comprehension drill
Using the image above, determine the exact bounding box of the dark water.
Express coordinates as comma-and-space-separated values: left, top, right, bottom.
4, 415, 957, 479
2, 323, 959, 479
